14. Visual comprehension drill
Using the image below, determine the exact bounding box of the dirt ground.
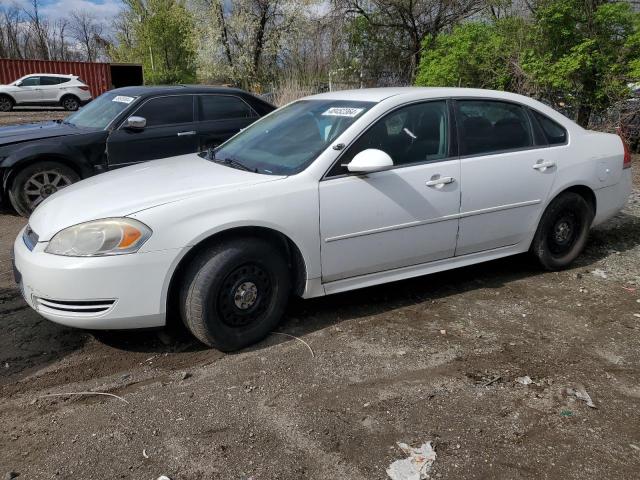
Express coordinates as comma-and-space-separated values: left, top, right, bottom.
0, 108, 67, 127
0, 112, 639, 479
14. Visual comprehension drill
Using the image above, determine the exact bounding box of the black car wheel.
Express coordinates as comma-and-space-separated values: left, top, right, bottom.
180, 238, 291, 351
0, 95, 13, 112
9, 161, 80, 216
61, 95, 80, 111
530, 192, 594, 270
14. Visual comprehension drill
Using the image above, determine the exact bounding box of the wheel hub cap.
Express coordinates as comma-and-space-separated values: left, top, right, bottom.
233, 282, 258, 310
554, 221, 572, 243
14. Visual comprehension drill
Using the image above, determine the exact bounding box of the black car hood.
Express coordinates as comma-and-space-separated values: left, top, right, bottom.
0, 121, 84, 146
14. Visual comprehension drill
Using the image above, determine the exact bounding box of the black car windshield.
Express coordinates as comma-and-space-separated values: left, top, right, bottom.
211, 99, 375, 175
65, 92, 138, 129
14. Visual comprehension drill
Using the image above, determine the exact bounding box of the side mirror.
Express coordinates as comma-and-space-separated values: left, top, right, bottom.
14, 81, 22, 87
347, 149, 394, 174
124, 116, 146, 130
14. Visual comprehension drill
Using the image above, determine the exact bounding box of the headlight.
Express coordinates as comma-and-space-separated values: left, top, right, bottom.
45, 218, 152, 256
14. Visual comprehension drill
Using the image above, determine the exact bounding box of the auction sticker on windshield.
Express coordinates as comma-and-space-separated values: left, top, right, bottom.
112, 95, 136, 104
322, 107, 365, 117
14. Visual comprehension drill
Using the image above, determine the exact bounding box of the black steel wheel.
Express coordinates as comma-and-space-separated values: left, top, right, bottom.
180, 237, 291, 351
531, 192, 594, 270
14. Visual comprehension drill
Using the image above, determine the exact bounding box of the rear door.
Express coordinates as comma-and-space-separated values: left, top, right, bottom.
454, 99, 560, 255
106, 94, 198, 168
196, 94, 260, 150
39, 76, 63, 102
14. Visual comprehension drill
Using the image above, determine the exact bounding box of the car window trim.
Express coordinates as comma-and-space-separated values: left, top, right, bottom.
196, 93, 259, 122
322, 98, 457, 181
117, 94, 197, 130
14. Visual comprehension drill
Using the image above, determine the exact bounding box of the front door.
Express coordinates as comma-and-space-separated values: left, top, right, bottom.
454, 99, 559, 255
106, 94, 198, 168
319, 100, 461, 282
13, 76, 42, 103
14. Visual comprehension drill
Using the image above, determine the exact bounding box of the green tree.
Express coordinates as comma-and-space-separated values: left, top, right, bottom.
415, 1, 640, 127
524, 0, 640, 125
414, 18, 528, 91
111, 0, 196, 84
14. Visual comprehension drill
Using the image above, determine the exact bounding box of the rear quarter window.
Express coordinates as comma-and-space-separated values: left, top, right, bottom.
532, 111, 567, 145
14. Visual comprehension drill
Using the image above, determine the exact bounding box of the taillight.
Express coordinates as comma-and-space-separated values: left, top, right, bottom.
79, 86, 90, 91
621, 136, 632, 169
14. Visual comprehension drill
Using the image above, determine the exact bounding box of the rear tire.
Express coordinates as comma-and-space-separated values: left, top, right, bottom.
180, 238, 291, 351
8, 161, 80, 216
61, 95, 80, 111
530, 192, 594, 270
0, 95, 13, 112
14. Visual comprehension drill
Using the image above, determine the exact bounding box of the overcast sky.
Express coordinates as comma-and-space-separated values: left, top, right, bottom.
3, 0, 124, 23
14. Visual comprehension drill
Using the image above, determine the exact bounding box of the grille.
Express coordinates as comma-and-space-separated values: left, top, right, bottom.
34, 297, 116, 317
23, 225, 39, 251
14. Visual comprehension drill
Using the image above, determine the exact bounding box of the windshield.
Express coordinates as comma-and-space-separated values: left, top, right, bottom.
212, 99, 375, 175
65, 92, 138, 129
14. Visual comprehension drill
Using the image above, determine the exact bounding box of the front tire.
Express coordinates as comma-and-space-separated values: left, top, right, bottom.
180, 238, 291, 351
530, 192, 594, 270
61, 95, 80, 111
8, 161, 80, 216
0, 95, 13, 112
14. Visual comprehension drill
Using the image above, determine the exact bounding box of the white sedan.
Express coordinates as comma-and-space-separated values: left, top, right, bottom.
13, 88, 632, 351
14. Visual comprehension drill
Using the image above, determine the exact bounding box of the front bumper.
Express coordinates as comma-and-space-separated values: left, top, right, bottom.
13, 226, 182, 330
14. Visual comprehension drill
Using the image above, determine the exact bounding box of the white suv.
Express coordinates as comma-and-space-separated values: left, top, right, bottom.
0, 73, 93, 112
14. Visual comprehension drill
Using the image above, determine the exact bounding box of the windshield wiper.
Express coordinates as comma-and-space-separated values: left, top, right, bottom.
214, 156, 257, 173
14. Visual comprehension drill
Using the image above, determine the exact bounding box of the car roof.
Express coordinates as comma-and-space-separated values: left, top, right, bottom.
108, 85, 254, 97
22, 73, 75, 78
305, 87, 538, 104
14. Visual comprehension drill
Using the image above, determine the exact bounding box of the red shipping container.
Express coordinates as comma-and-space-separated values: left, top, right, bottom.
0, 58, 113, 98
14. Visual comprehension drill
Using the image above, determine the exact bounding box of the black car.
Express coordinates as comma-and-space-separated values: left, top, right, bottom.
0, 85, 275, 216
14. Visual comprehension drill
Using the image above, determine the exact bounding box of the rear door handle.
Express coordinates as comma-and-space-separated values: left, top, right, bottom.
177, 130, 196, 137
426, 176, 455, 187
533, 160, 556, 171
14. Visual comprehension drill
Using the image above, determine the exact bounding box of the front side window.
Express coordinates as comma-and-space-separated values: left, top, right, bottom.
133, 95, 194, 127
199, 95, 255, 121
533, 111, 567, 145
212, 99, 374, 175
457, 100, 532, 156
65, 92, 138, 129
328, 101, 449, 177
20, 76, 40, 86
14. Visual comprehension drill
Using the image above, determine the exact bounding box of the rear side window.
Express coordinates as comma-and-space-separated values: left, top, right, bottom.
41, 77, 62, 85
199, 95, 255, 121
457, 100, 532, 156
134, 95, 194, 127
20, 76, 40, 86
532, 111, 567, 145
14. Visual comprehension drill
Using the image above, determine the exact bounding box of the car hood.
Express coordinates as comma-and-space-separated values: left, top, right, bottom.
29, 154, 285, 241
0, 121, 84, 146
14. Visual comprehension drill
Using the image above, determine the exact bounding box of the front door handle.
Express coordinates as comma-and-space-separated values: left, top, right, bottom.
177, 130, 196, 137
426, 176, 455, 187
533, 160, 556, 171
